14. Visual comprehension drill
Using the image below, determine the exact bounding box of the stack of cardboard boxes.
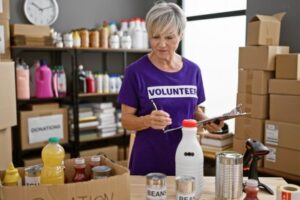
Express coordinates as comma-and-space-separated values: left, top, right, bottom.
264, 54, 300, 176
0, 0, 15, 170
233, 12, 289, 156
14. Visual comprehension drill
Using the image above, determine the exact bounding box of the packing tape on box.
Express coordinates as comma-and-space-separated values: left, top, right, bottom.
277, 184, 300, 200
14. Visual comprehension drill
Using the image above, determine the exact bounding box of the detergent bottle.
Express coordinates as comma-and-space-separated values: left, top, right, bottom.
35, 60, 53, 98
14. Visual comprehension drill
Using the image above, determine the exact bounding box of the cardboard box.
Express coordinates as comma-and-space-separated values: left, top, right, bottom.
270, 94, 300, 124
276, 54, 300, 80
269, 79, 300, 96
265, 120, 300, 151
20, 107, 69, 150
0, 19, 11, 61
0, 0, 9, 19
238, 69, 274, 94
0, 156, 130, 200
0, 62, 16, 129
235, 117, 265, 142
237, 93, 268, 119
10, 24, 51, 38
246, 12, 285, 46
80, 145, 119, 161
23, 153, 71, 167
30, 103, 60, 111
239, 46, 289, 71
264, 145, 300, 176
0, 127, 12, 170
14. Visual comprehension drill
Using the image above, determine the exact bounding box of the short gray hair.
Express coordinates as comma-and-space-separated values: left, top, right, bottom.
145, 2, 186, 36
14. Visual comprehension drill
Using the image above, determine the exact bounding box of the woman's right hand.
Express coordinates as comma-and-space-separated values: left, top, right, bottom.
146, 110, 172, 130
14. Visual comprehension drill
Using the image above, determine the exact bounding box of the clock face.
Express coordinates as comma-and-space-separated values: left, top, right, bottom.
24, 0, 59, 25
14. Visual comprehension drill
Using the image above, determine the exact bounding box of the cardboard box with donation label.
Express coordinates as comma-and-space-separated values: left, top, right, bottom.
20, 103, 69, 150
246, 12, 285, 46
0, 156, 130, 200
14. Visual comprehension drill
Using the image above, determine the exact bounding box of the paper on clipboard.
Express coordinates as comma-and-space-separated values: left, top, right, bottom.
197, 104, 249, 126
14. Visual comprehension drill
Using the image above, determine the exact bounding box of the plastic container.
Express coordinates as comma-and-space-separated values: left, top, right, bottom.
3, 162, 22, 186
52, 66, 58, 97
109, 33, 120, 49
89, 155, 101, 169
35, 60, 53, 98
41, 137, 65, 184
132, 18, 144, 49
73, 31, 81, 48
100, 21, 109, 48
121, 31, 132, 49
86, 71, 95, 93
175, 119, 204, 199
244, 179, 259, 200
16, 59, 30, 99
73, 158, 87, 182
57, 65, 67, 97
103, 73, 110, 93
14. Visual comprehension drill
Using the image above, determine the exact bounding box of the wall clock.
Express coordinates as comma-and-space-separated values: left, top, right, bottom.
24, 0, 59, 26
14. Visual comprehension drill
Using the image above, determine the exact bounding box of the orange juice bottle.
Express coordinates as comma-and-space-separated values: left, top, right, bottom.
41, 137, 65, 184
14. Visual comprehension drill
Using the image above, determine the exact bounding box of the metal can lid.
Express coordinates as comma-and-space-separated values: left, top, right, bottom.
146, 172, 166, 187
92, 165, 112, 173
25, 165, 42, 175
216, 151, 243, 165
176, 175, 195, 194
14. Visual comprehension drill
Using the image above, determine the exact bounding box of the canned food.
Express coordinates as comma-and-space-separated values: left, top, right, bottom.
215, 152, 243, 200
92, 165, 112, 179
176, 175, 195, 200
25, 165, 42, 186
146, 172, 167, 200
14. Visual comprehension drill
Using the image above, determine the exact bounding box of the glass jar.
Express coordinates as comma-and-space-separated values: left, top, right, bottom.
176, 175, 195, 200
92, 165, 112, 179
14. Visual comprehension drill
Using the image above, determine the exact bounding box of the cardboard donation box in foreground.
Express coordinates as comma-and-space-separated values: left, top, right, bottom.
246, 12, 285, 46
0, 156, 131, 200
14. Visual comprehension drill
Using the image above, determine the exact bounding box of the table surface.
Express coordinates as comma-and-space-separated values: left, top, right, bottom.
130, 176, 287, 200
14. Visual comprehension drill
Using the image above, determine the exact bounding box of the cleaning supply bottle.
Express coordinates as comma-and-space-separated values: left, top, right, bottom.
16, 58, 30, 99
41, 137, 65, 184
175, 119, 204, 199
57, 65, 67, 97
35, 60, 53, 98
3, 162, 22, 186
52, 66, 58, 97
244, 179, 259, 200
73, 157, 88, 182
86, 71, 95, 93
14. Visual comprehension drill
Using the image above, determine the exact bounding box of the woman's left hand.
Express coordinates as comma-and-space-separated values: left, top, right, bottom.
203, 121, 224, 133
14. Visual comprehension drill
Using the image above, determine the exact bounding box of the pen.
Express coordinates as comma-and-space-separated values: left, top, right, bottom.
150, 99, 165, 132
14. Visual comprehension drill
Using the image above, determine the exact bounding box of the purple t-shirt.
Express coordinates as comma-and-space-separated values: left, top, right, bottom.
118, 55, 205, 175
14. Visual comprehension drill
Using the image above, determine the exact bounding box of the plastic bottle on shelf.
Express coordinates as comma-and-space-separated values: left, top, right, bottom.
73, 31, 81, 48
52, 66, 59, 97
86, 71, 95, 93
121, 31, 132, 49
95, 73, 103, 93
109, 32, 120, 49
132, 18, 144, 49
141, 19, 149, 49
100, 21, 109, 48
73, 157, 88, 182
175, 119, 204, 199
109, 21, 118, 35
120, 19, 129, 33
16, 58, 30, 99
244, 179, 259, 200
78, 65, 87, 93
35, 60, 53, 98
57, 65, 67, 97
128, 18, 136, 42
41, 137, 65, 185
103, 73, 110, 93
3, 162, 22, 186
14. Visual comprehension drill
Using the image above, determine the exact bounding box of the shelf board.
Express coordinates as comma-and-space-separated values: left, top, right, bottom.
79, 93, 118, 98
17, 97, 69, 104
258, 167, 300, 183
11, 45, 151, 53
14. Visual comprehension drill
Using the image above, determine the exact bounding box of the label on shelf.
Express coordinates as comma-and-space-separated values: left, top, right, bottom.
28, 114, 64, 144
265, 124, 279, 145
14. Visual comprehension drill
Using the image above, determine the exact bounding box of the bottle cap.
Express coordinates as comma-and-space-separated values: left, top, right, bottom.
75, 157, 85, 165
91, 155, 101, 162
48, 137, 60, 143
246, 179, 258, 187
182, 119, 197, 128
6, 162, 18, 174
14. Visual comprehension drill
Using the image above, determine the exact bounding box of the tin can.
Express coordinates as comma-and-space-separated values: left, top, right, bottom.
25, 165, 41, 186
146, 172, 167, 200
92, 165, 112, 179
176, 175, 195, 200
215, 152, 243, 200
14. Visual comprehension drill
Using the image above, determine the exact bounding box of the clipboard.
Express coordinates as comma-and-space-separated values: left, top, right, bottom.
197, 104, 250, 126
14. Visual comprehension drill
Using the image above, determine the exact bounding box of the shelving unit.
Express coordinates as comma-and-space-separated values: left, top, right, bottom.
11, 46, 150, 166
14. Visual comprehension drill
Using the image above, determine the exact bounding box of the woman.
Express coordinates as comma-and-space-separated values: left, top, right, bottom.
118, 2, 224, 175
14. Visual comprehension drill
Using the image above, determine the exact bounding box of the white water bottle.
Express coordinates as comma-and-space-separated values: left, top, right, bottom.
175, 119, 204, 199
